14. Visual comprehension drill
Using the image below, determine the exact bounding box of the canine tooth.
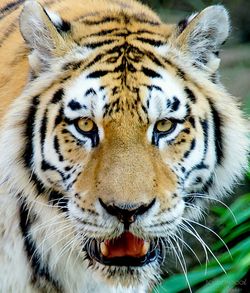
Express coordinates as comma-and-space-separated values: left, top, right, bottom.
141, 241, 150, 255
100, 242, 109, 257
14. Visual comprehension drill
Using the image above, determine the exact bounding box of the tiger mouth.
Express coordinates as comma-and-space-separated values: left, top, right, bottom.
85, 232, 163, 267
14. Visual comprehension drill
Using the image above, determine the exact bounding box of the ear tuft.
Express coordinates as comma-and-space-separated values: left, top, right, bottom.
196, 5, 230, 46
176, 5, 230, 71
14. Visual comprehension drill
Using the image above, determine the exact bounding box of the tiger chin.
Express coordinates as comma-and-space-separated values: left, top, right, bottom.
0, 0, 248, 292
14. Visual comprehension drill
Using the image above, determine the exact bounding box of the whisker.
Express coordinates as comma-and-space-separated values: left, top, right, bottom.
181, 221, 227, 275
32, 223, 73, 262
185, 194, 237, 224
179, 223, 209, 272
182, 217, 232, 259
174, 231, 201, 265
169, 236, 192, 293
50, 231, 79, 270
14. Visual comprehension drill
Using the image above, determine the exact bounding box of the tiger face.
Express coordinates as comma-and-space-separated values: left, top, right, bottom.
0, 0, 248, 291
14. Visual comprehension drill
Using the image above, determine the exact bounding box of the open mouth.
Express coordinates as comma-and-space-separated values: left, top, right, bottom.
86, 232, 162, 266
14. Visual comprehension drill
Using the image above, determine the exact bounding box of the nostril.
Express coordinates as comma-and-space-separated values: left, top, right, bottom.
98, 198, 156, 228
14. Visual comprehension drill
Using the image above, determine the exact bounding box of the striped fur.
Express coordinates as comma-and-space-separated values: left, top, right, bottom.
0, 1, 249, 292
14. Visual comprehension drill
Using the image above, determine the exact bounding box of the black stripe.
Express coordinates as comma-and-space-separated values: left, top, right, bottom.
185, 87, 196, 103
133, 16, 160, 26
86, 28, 119, 37
127, 62, 136, 72
84, 53, 105, 70
203, 176, 214, 193
23, 96, 39, 169
184, 104, 191, 119
84, 39, 115, 49
102, 44, 125, 56
146, 85, 163, 92
183, 139, 196, 158
136, 29, 164, 36
176, 68, 186, 79
51, 88, 64, 104
85, 88, 96, 96
200, 118, 209, 154
63, 61, 82, 71
142, 67, 161, 78
40, 110, 48, 148
54, 106, 63, 127
113, 61, 125, 73
181, 128, 190, 134
188, 117, 195, 128
145, 51, 164, 67
0, 0, 24, 19
19, 199, 61, 290
87, 70, 109, 79
184, 162, 209, 180
23, 97, 54, 195
136, 37, 165, 47
81, 16, 119, 25
54, 136, 64, 162
41, 160, 57, 171
41, 158, 66, 182
209, 101, 223, 165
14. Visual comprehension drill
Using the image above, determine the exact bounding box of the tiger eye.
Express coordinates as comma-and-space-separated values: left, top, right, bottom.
77, 118, 95, 132
156, 119, 173, 132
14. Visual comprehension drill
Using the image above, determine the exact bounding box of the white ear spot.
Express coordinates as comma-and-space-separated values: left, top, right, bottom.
45, 9, 63, 27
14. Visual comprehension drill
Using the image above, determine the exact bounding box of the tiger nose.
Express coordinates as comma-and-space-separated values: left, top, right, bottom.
99, 198, 156, 229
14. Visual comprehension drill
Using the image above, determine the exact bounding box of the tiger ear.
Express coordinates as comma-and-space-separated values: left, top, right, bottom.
175, 5, 230, 73
20, 0, 72, 72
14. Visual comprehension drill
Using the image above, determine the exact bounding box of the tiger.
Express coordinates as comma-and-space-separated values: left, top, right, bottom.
0, 0, 249, 292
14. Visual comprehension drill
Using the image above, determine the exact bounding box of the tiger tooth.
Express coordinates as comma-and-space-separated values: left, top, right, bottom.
100, 242, 109, 257
141, 241, 150, 255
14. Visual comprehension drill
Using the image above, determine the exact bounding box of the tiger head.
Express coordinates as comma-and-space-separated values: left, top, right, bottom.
1, 0, 248, 289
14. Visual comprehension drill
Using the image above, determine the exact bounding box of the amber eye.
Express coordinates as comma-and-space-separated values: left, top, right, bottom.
155, 119, 174, 133
76, 118, 95, 133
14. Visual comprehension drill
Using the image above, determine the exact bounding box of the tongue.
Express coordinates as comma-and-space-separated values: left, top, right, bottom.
104, 232, 145, 258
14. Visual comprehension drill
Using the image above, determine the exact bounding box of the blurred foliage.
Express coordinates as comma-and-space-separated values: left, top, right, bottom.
154, 184, 250, 293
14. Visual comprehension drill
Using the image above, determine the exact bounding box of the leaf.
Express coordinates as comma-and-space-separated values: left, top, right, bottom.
155, 266, 230, 293
196, 268, 248, 293
220, 208, 250, 236
212, 222, 250, 250
217, 193, 250, 226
